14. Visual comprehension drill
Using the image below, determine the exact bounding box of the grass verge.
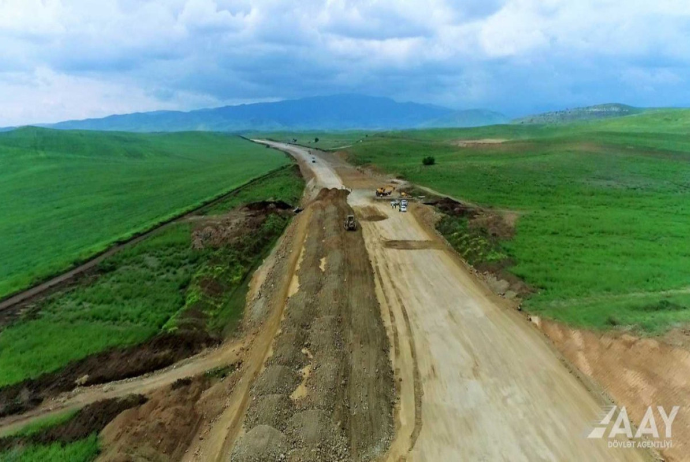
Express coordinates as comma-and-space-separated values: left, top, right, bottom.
344, 110, 690, 333
0, 434, 99, 462
0, 166, 304, 388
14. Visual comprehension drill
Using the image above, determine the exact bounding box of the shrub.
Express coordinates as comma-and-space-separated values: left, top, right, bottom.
422, 156, 436, 166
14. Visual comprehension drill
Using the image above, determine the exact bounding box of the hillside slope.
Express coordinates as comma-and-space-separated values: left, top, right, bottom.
513, 103, 645, 124
0, 127, 289, 299
343, 109, 690, 333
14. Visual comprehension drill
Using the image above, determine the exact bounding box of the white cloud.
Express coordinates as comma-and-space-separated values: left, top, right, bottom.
0, 0, 65, 39
0, 67, 220, 126
1, 0, 690, 124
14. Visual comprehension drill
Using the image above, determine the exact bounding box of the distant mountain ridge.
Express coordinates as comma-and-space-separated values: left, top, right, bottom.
36, 95, 507, 132
420, 109, 508, 128
513, 103, 645, 125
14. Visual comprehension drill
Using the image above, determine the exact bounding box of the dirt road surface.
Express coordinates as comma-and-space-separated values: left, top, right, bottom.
262, 142, 649, 462
0, 140, 654, 461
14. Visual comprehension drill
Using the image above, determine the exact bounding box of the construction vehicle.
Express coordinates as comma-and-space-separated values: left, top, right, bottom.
344, 215, 357, 231
376, 186, 395, 197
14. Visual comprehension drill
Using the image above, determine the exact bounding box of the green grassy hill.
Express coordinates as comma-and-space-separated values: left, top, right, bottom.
0, 127, 290, 299
513, 103, 646, 125
345, 109, 690, 334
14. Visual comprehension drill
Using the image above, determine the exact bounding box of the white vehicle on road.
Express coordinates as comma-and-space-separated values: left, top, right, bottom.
399, 203, 407, 212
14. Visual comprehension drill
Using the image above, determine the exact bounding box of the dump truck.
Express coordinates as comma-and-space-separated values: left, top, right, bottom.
344, 215, 357, 231
375, 186, 395, 197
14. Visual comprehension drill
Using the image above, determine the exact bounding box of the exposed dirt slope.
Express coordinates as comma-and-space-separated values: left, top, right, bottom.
0, 339, 245, 438
0, 332, 217, 418
99, 377, 216, 462
538, 318, 690, 461
181, 198, 312, 462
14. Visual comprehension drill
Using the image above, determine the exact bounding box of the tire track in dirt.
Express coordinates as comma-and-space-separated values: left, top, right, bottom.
370, 253, 423, 457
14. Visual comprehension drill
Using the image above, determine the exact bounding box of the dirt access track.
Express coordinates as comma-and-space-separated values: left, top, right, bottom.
260, 141, 650, 461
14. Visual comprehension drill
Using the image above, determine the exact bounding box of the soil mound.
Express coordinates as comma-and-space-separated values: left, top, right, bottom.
231, 425, 288, 462
431, 197, 479, 218
286, 410, 347, 455
245, 394, 295, 431
308, 319, 343, 357
243, 200, 293, 212
232, 187, 393, 461
357, 206, 388, 222
99, 376, 211, 462
252, 365, 301, 396
267, 328, 309, 368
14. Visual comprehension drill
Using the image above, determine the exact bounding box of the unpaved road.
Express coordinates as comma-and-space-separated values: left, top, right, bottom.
0, 141, 653, 461
262, 142, 648, 461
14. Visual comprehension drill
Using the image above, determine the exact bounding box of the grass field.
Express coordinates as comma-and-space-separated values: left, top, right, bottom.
0, 434, 99, 462
201, 166, 304, 215
342, 110, 690, 334
0, 127, 290, 299
0, 166, 304, 387
4, 410, 78, 438
0, 410, 95, 462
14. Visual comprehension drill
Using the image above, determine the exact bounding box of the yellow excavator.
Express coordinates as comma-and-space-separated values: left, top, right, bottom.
375, 186, 395, 197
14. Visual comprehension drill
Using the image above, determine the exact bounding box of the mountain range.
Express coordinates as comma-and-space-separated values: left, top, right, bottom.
39, 94, 508, 132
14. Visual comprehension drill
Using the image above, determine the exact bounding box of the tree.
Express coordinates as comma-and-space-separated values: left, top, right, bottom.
314, 137, 319, 143
422, 156, 436, 166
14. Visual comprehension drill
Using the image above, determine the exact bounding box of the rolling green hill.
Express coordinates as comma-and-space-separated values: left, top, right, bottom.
344, 109, 690, 333
513, 103, 646, 125
0, 127, 290, 299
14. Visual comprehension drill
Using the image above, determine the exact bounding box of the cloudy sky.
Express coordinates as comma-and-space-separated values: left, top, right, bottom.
1, 0, 690, 126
